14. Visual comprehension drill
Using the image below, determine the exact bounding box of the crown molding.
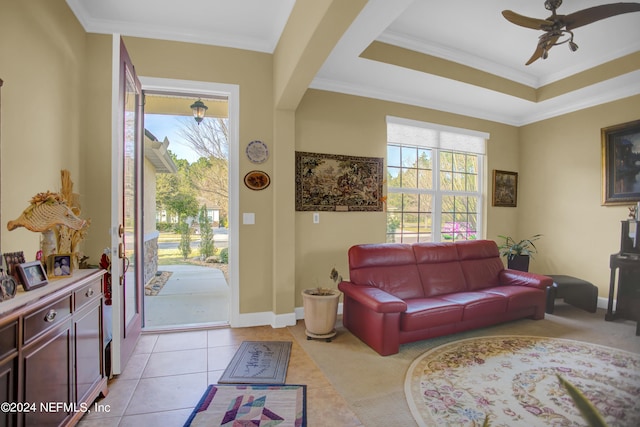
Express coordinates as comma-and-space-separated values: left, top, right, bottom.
379, 29, 640, 90
537, 41, 640, 86
309, 77, 520, 126
311, 69, 640, 127
65, 0, 275, 52
521, 70, 640, 125
378, 30, 540, 88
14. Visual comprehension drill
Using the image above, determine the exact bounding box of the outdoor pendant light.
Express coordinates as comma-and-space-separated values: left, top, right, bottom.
190, 99, 208, 124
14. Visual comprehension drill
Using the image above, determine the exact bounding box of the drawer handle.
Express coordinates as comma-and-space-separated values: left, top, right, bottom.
44, 309, 57, 323
85, 288, 95, 298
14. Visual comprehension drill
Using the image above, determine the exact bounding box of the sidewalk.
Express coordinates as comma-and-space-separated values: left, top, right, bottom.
143, 264, 230, 329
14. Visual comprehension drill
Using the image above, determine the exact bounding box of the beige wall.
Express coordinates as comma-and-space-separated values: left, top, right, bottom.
0, 0, 88, 258
293, 90, 521, 305
520, 95, 640, 297
81, 34, 113, 261
1, 0, 634, 319
120, 36, 277, 314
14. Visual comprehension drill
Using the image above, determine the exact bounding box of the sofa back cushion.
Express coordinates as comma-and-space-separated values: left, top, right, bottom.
413, 243, 467, 296
456, 240, 504, 290
348, 243, 424, 299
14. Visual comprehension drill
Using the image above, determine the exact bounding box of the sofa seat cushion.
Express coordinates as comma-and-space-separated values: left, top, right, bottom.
400, 298, 463, 331
440, 292, 507, 319
485, 286, 545, 312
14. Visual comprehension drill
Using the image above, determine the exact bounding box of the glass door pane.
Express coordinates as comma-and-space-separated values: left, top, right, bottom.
124, 69, 138, 327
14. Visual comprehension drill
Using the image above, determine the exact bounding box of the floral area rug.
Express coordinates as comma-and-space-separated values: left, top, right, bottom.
405, 335, 640, 427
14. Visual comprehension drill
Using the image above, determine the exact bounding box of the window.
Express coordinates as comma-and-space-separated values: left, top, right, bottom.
386, 117, 488, 243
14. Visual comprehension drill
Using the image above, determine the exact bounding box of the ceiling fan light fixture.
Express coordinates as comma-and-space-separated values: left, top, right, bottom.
503, 0, 640, 65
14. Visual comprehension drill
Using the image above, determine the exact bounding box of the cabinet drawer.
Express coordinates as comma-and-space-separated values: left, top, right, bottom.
74, 278, 102, 311
0, 321, 18, 360
23, 296, 72, 344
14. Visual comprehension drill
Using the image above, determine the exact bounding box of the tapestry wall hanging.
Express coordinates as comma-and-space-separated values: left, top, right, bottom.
295, 151, 384, 211
492, 170, 518, 207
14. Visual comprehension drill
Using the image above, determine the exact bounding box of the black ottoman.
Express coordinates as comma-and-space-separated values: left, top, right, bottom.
545, 275, 598, 314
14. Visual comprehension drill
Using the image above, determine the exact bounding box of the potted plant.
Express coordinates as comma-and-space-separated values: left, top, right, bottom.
302, 268, 342, 342
497, 234, 542, 272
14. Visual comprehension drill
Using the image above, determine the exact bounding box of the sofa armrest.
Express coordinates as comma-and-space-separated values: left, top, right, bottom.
499, 269, 553, 290
338, 281, 407, 313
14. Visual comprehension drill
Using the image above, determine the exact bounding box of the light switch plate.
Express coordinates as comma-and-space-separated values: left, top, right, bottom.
313, 212, 320, 224
243, 213, 255, 225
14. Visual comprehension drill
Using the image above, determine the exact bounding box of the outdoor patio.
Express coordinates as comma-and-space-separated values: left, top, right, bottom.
143, 264, 230, 330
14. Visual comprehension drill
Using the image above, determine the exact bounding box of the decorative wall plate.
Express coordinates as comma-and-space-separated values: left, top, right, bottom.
246, 140, 269, 164
244, 170, 271, 190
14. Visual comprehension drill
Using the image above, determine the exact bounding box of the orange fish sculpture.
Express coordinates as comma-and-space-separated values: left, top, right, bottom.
7, 191, 86, 232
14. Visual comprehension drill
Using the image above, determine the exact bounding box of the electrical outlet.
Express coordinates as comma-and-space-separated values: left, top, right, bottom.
313, 212, 320, 224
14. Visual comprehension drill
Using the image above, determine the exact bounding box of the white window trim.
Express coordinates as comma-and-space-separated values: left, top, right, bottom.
386, 116, 489, 243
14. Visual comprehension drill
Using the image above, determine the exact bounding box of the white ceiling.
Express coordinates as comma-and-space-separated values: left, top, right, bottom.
66, 0, 640, 126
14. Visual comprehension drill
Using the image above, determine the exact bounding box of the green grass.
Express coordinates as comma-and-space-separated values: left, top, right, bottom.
157, 248, 195, 265
157, 232, 199, 243
157, 244, 223, 266
156, 231, 228, 266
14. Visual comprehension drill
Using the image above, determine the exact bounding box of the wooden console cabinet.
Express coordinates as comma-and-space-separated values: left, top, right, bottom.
0, 269, 108, 427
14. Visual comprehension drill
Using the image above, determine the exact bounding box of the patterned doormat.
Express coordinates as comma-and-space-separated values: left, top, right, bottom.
184, 384, 306, 427
405, 335, 640, 427
219, 341, 292, 384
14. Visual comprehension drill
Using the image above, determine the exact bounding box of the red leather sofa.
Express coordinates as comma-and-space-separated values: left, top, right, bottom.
338, 240, 552, 355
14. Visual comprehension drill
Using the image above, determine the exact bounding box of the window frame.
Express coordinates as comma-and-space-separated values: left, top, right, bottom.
386, 117, 487, 244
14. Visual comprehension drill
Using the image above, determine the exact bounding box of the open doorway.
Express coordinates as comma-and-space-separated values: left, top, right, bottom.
141, 92, 231, 330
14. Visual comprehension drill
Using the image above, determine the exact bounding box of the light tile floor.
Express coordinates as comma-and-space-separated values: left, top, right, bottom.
77, 325, 363, 426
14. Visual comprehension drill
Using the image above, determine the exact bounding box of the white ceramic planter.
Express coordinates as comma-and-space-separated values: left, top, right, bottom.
301, 289, 340, 341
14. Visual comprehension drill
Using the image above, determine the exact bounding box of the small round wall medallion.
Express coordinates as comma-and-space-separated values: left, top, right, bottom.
246, 140, 269, 164
244, 170, 271, 191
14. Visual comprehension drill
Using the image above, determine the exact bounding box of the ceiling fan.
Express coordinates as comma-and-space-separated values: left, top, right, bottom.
502, 0, 640, 65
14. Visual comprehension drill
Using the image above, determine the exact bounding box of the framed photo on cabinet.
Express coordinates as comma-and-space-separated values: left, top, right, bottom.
47, 254, 73, 278
16, 261, 48, 291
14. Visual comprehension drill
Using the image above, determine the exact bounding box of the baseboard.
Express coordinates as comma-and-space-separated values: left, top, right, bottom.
231, 303, 344, 329
597, 296, 611, 310
232, 311, 295, 328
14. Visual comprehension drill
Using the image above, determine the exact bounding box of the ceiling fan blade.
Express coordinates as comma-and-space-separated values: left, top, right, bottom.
502, 10, 553, 30
525, 45, 546, 65
564, 3, 640, 30
525, 34, 561, 65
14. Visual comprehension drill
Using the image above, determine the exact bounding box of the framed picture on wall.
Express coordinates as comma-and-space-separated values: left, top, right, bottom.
295, 151, 384, 211
492, 170, 518, 207
602, 120, 640, 205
